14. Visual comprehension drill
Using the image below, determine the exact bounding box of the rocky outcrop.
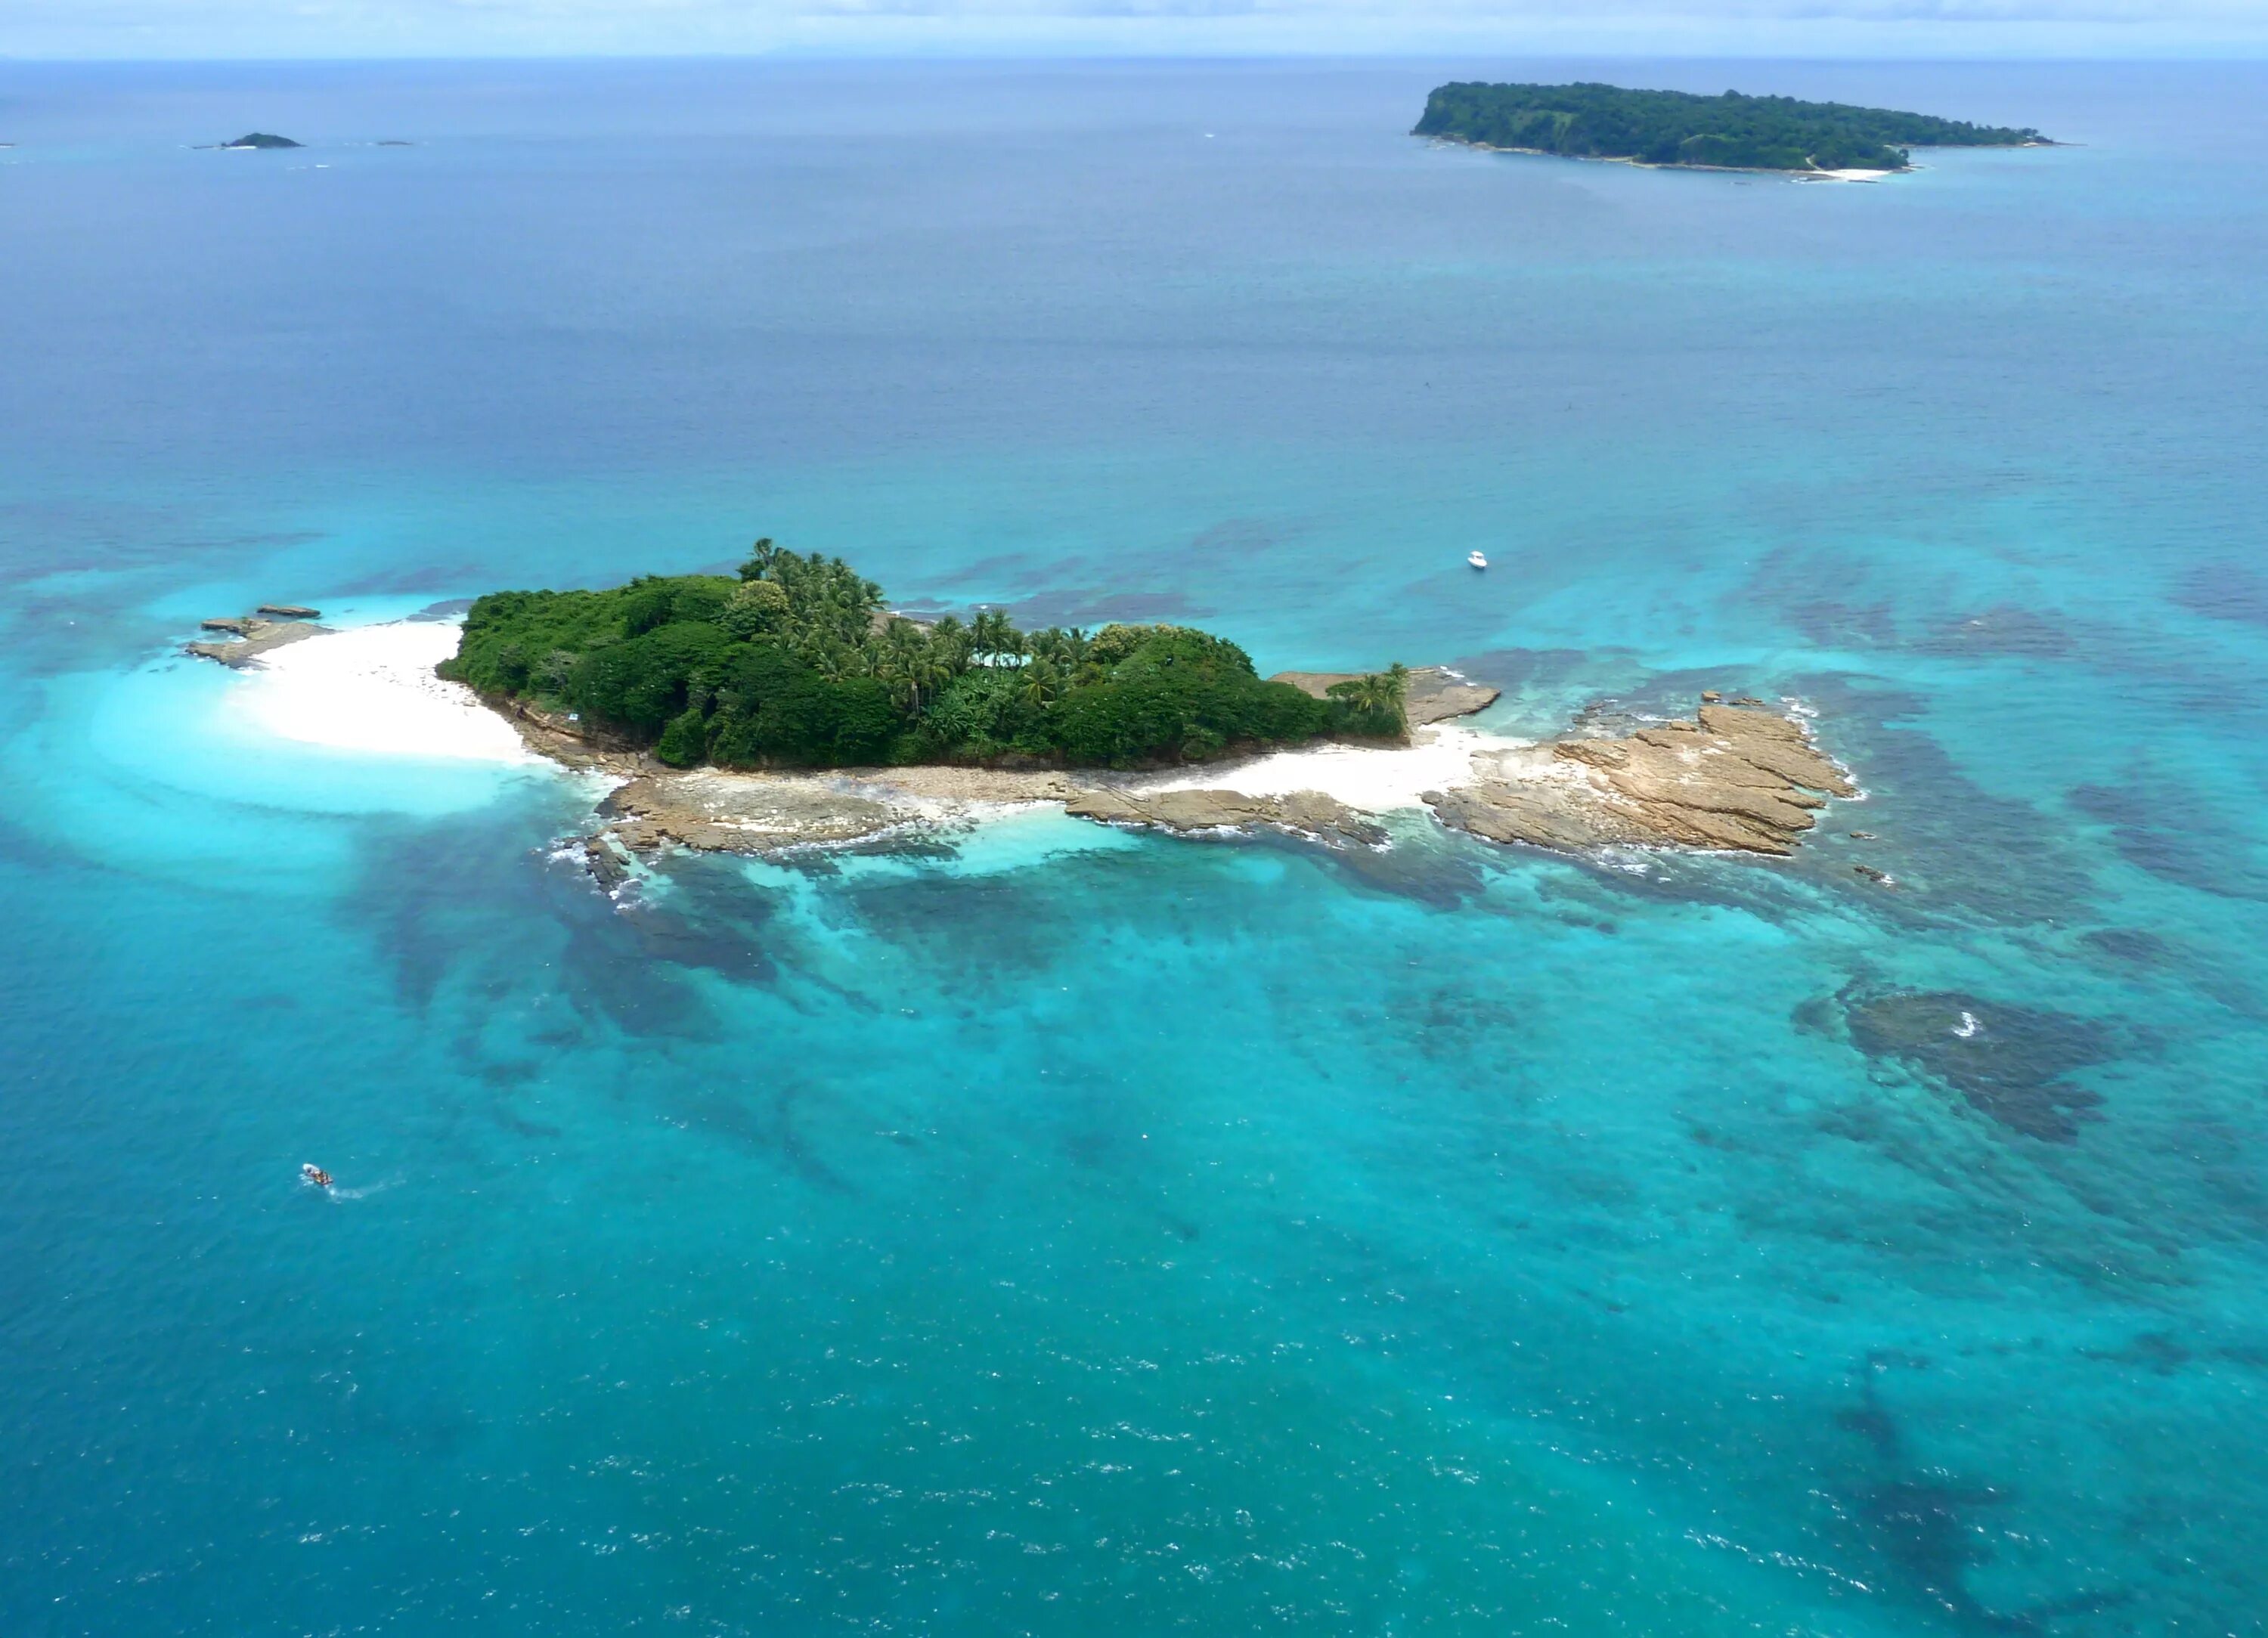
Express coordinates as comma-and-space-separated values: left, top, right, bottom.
184, 616, 328, 667
1426, 701, 1854, 856
581, 835, 631, 891
1405, 669, 1503, 725
1269, 665, 1500, 726
486, 664, 1854, 875
600, 772, 909, 856
1065, 787, 1385, 846
256, 602, 321, 618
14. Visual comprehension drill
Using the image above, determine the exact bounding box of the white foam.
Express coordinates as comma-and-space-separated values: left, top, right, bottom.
1132, 723, 1507, 813
227, 621, 538, 764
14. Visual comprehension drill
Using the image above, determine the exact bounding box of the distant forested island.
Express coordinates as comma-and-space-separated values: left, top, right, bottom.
441, 541, 1409, 769
1414, 82, 2046, 173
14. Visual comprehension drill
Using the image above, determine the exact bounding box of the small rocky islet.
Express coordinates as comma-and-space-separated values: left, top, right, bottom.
184, 605, 327, 666
501, 668, 1855, 879
184, 553, 1862, 875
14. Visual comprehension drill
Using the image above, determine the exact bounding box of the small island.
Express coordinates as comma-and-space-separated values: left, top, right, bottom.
1414, 82, 2045, 174
222, 132, 302, 150
439, 540, 1414, 773
414, 540, 1861, 875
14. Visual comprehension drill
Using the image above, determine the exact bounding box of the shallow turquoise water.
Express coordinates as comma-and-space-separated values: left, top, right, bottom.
5, 58, 2267, 1636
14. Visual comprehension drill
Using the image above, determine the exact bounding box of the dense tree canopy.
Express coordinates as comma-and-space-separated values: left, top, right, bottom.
439, 541, 1407, 770
1414, 82, 2045, 172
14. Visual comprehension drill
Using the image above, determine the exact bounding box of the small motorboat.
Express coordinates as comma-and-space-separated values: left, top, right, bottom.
1467, 550, 1489, 570
301, 1163, 333, 1188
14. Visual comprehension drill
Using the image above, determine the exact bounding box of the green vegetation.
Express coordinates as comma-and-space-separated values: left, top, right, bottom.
440, 540, 1408, 770
1413, 82, 2044, 172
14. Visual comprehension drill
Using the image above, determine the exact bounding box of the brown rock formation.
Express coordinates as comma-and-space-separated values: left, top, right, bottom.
1426, 702, 1854, 856
1065, 787, 1385, 846
599, 772, 909, 856
184, 618, 329, 667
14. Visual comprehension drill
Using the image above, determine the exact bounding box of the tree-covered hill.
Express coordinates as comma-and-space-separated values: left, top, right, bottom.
1414, 82, 2045, 172
438, 540, 1409, 770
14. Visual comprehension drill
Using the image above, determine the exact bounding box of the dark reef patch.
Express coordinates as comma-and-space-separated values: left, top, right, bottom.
2174, 561, 2268, 626
996, 587, 1214, 629
1841, 988, 2114, 1142
1911, 605, 2075, 659
1174, 517, 1291, 562
2071, 779, 2268, 901
2079, 927, 2172, 966
668, 1081, 853, 1193
1256, 825, 1488, 912
1785, 673, 2093, 927
337, 562, 491, 597
838, 863, 1095, 986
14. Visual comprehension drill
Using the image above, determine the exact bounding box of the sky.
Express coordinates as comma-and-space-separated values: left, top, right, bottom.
3, 0, 2266, 63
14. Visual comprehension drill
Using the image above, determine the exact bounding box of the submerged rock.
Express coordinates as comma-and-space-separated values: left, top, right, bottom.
1841, 989, 2112, 1142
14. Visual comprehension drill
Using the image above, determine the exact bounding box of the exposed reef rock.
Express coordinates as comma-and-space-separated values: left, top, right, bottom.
1269, 665, 1500, 726
482, 667, 1854, 876
601, 771, 912, 856
184, 615, 329, 667
581, 835, 631, 892
1065, 788, 1386, 846
1425, 702, 1854, 856
557, 751, 1083, 862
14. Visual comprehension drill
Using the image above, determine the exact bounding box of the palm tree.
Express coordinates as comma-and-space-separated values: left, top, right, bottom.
970, 608, 1026, 664
1333, 665, 1410, 735
1018, 658, 1063, 711
877, 621, 950, 712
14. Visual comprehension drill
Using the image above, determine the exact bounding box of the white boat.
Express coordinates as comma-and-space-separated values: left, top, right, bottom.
1467, 550, 1489, 570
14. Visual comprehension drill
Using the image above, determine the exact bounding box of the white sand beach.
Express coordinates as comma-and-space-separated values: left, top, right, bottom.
226, 620, 538, 764
1132, 721, 1501, 812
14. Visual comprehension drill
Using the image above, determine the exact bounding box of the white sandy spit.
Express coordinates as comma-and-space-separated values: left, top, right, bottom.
227, 621, 540, 764
1132, 722, 1508, 813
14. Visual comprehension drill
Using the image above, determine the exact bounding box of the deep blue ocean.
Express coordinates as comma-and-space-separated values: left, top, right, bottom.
5, 56, 2267, 1636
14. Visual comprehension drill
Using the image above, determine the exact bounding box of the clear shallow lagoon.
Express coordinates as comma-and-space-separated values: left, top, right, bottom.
4, 57, 2266, 1636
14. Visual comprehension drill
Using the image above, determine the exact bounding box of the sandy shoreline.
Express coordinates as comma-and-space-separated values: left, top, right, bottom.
196, 619, 1861, 873
1426, 135, 1895, 182
225, 620, 541, 764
